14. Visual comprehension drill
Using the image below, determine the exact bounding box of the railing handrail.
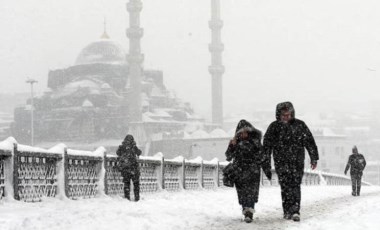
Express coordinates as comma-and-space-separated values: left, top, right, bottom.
0, 137, 372, 202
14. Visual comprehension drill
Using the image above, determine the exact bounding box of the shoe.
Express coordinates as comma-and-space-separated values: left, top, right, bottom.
352, 192, 357, 196
243, 208, 254, 223
292, 214, 300, 222
283, 213, 291, 220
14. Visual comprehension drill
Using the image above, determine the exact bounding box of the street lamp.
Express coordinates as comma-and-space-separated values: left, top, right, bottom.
26, 78, 38, 146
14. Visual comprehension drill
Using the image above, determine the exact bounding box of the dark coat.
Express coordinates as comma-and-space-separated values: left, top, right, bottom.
345, 153, 366, 175
224, 120, 271, 205
116, 138, 142, 176
263, 102, 319, 175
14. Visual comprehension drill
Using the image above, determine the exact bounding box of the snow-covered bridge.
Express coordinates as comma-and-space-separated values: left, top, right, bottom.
1, 186, 380, 230
1, 137, 379, 229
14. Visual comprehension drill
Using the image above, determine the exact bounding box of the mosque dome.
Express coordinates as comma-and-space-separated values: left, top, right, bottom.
75, 33, 127, 66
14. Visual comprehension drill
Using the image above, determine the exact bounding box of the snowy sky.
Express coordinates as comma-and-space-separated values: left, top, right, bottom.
1, 0, 380, 119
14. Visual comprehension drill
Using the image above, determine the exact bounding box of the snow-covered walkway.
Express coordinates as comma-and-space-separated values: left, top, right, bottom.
1, 186, 380, 230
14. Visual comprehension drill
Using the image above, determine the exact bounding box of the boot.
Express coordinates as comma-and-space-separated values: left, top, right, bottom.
283, 213, 292, 220
292, 213, 300, 222
242, 208, 254, 223
124, 187, 131, 200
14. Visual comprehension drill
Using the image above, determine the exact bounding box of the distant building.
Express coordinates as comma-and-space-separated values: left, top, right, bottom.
11, 32, 201, 145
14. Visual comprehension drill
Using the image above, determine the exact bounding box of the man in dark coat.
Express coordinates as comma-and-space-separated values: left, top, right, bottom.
225, 119, 272, 223
344, 146, 366, 196
263, 102, 319, 222
116, 134, 142, 201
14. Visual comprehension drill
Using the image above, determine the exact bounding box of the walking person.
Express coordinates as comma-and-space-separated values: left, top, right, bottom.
225, 120, 272, 223
116, 134, 142, 201
263, 102, 319, 222
344, 146, 366, 196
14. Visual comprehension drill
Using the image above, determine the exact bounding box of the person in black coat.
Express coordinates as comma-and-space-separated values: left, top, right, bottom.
116, 134, 142, 201
263, 102, 319, 222
225, 119, 272, 223
344, 146, 366, 196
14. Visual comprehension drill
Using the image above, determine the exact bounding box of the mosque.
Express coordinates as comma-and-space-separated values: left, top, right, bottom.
11, 29, 208, 143
11, 0, 227, 156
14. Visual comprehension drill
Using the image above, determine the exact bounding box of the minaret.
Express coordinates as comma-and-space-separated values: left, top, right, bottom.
209, 0, 224, 127
126, 0, 144, 122
126, 0, 146, 146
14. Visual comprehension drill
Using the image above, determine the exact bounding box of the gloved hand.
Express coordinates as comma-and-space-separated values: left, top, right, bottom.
311, 161, 317, 170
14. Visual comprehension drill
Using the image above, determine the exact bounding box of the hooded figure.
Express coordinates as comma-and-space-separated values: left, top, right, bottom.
263, 102, 319, 221
344, 146, 366, 196
116, 134, 142, 201
224, 119, 271, 223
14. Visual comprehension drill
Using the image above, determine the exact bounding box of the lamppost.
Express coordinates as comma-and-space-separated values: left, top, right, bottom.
26, 78, 37, 146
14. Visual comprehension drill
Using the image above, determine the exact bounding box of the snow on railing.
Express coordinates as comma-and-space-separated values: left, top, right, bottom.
261, 168, 370, 187
0, 137, 370, 202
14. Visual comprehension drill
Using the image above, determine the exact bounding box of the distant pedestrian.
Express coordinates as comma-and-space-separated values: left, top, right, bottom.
224, 120, 272, 223
263, 102, 319, 222
344, 146, 366, 196
116, 134, 141, 201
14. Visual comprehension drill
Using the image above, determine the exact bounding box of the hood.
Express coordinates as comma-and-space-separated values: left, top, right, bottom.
275, 101, 295, 121
352, 145, 359, 154
122, 134, 135, 146
235, 119, 262, 140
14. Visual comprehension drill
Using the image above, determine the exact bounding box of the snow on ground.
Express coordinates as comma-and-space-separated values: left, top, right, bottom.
1, 186, 380, 230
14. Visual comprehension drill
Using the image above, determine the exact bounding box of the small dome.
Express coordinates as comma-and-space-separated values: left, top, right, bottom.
75, 38, 127, 66
209, 128, 228, 138
82, 99, 93, 107
190, 129, 210, 139
100, 83, 111, 89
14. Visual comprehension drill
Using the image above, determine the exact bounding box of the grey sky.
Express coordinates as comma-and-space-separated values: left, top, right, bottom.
1, 0, 380, 119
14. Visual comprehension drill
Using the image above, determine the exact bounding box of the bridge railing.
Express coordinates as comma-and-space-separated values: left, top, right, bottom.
261, 168, 370, 186
0, 137, 370, 202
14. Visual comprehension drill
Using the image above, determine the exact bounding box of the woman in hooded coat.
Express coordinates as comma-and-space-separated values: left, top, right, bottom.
225, 120, 272, 223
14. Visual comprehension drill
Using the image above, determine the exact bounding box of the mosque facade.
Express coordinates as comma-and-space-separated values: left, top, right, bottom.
11, 31, 202, 144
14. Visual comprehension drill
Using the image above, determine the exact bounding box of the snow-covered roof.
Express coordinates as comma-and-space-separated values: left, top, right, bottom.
142, 113, 157, 122
186, 112, 203, 120
152, 109, 172, 118
190, 130, 210, 139
209, 128, 229, 138
100, 83, 111, 89
82, 99, 94, 107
